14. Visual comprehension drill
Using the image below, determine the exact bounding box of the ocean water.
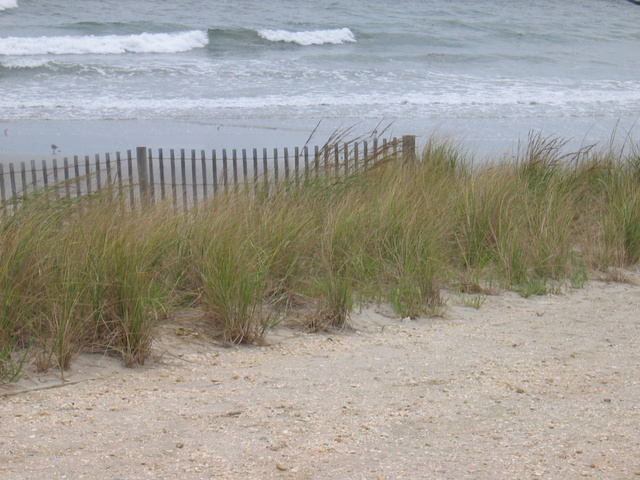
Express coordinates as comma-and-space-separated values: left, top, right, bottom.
1, 0, 639, 158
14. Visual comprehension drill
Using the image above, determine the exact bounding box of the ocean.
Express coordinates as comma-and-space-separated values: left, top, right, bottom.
1, 0, 639, 160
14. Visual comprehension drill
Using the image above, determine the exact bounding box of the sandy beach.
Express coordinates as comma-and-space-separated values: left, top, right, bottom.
2, 271, 639, 480
0, 119, 330, 166
2, 116, 638, 167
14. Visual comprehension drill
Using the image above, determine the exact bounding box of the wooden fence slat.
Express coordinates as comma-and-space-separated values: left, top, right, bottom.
0, 164, 5, 204
212, 149, 218, 194
73, 156, 81, 197
323, 145, 329, 176
30, 160, 37, 191
232, 149, 239, 190
402, 135, 417, 163
147, 148, 155, 205
53, 159, 60, 198
262, 148, 269, 188
241, 149, 247, 184
85, 155, 91, 195
180, 149, 187, 211
170, 149, 177, 208
159, 148, 166, 200
20, 162, 27, 196
105, 152, 112, 185
63, 158, 71, 198
314, 145, 320, 176
9, 163, 17, 200
127, 150, 135, 207
354, 142, 359, 169
304, 146, 310, 179
41, 160, 48, 189
136, 147, 149, 208
222, 149, 228, 188
284, 147, 290, 180
191, 149, 198, 205
201, 149, 207, 201
115, 152, 121, 193
364, 140, 369, 167
343, 143, 349, 175
293, 147, 300, 183
115, 152, 123, 190
273, 148, 279, 183
95, 154, 101, 190
373, 138, 378, 164
252, 148, 259, 184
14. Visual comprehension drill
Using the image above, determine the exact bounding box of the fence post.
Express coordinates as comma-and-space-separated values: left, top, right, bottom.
402, 135, 417, 163
136, 146, 150, 207
0, 164, 5, 205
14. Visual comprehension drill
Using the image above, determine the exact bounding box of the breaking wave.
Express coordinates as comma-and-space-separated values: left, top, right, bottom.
257, 28, 356, 46
0, 0, 17, 12
0, 30, 209, 55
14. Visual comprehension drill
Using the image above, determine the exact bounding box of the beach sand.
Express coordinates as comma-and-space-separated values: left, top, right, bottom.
2, 271, 639, 479
1, 116, 638, 166
0, 119, 331, 165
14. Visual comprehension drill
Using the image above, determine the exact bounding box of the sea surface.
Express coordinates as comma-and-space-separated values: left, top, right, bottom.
1, 0, 639, 158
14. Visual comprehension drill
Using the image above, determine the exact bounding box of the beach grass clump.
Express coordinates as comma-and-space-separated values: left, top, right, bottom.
252, 182, 317, 310
595, 164, 640, 267
182, 192, 275, 344
0, 190, 173, 373
455, 136, 589, 293
309, 201, 359, 329
0, 192, 82, 371
44, 194, 172, 368
2, 132, 640, 382
363, 159, 455, 317
83, 203, 169, 366
554, 144, 640, 270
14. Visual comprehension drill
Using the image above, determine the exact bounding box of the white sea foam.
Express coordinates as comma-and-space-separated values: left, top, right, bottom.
0, 0, 17, 11
257, 28, 355, 46
0, 30, 208, 55
3, 78, 639, 122
0, 57, 51, 68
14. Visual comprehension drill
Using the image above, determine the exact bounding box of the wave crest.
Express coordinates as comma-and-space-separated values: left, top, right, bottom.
257, 28, 356, 46
0, 30, 209, 55
0, 0, 17, 12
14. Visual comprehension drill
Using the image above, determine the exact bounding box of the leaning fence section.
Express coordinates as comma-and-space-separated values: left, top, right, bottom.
0, 135, 416, 212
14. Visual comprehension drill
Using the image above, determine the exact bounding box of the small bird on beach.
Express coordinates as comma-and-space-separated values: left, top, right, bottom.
51, 144, 58, 155
3, 129, 7, 136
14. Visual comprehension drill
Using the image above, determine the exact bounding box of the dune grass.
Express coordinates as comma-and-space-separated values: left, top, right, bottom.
1, 133, 639, 382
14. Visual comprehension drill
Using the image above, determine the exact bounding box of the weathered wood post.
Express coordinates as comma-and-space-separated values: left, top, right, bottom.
136, 146, 150, 208
402, 135, 417, 163
0, 164, 5, 205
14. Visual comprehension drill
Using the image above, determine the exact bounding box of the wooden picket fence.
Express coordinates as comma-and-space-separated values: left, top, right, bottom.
0, 135, 416, 211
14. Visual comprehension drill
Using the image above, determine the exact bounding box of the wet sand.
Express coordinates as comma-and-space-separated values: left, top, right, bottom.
1, 116, 638, 166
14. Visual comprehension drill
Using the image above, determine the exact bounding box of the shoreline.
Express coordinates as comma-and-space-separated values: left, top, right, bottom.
1, 116, 638, 165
